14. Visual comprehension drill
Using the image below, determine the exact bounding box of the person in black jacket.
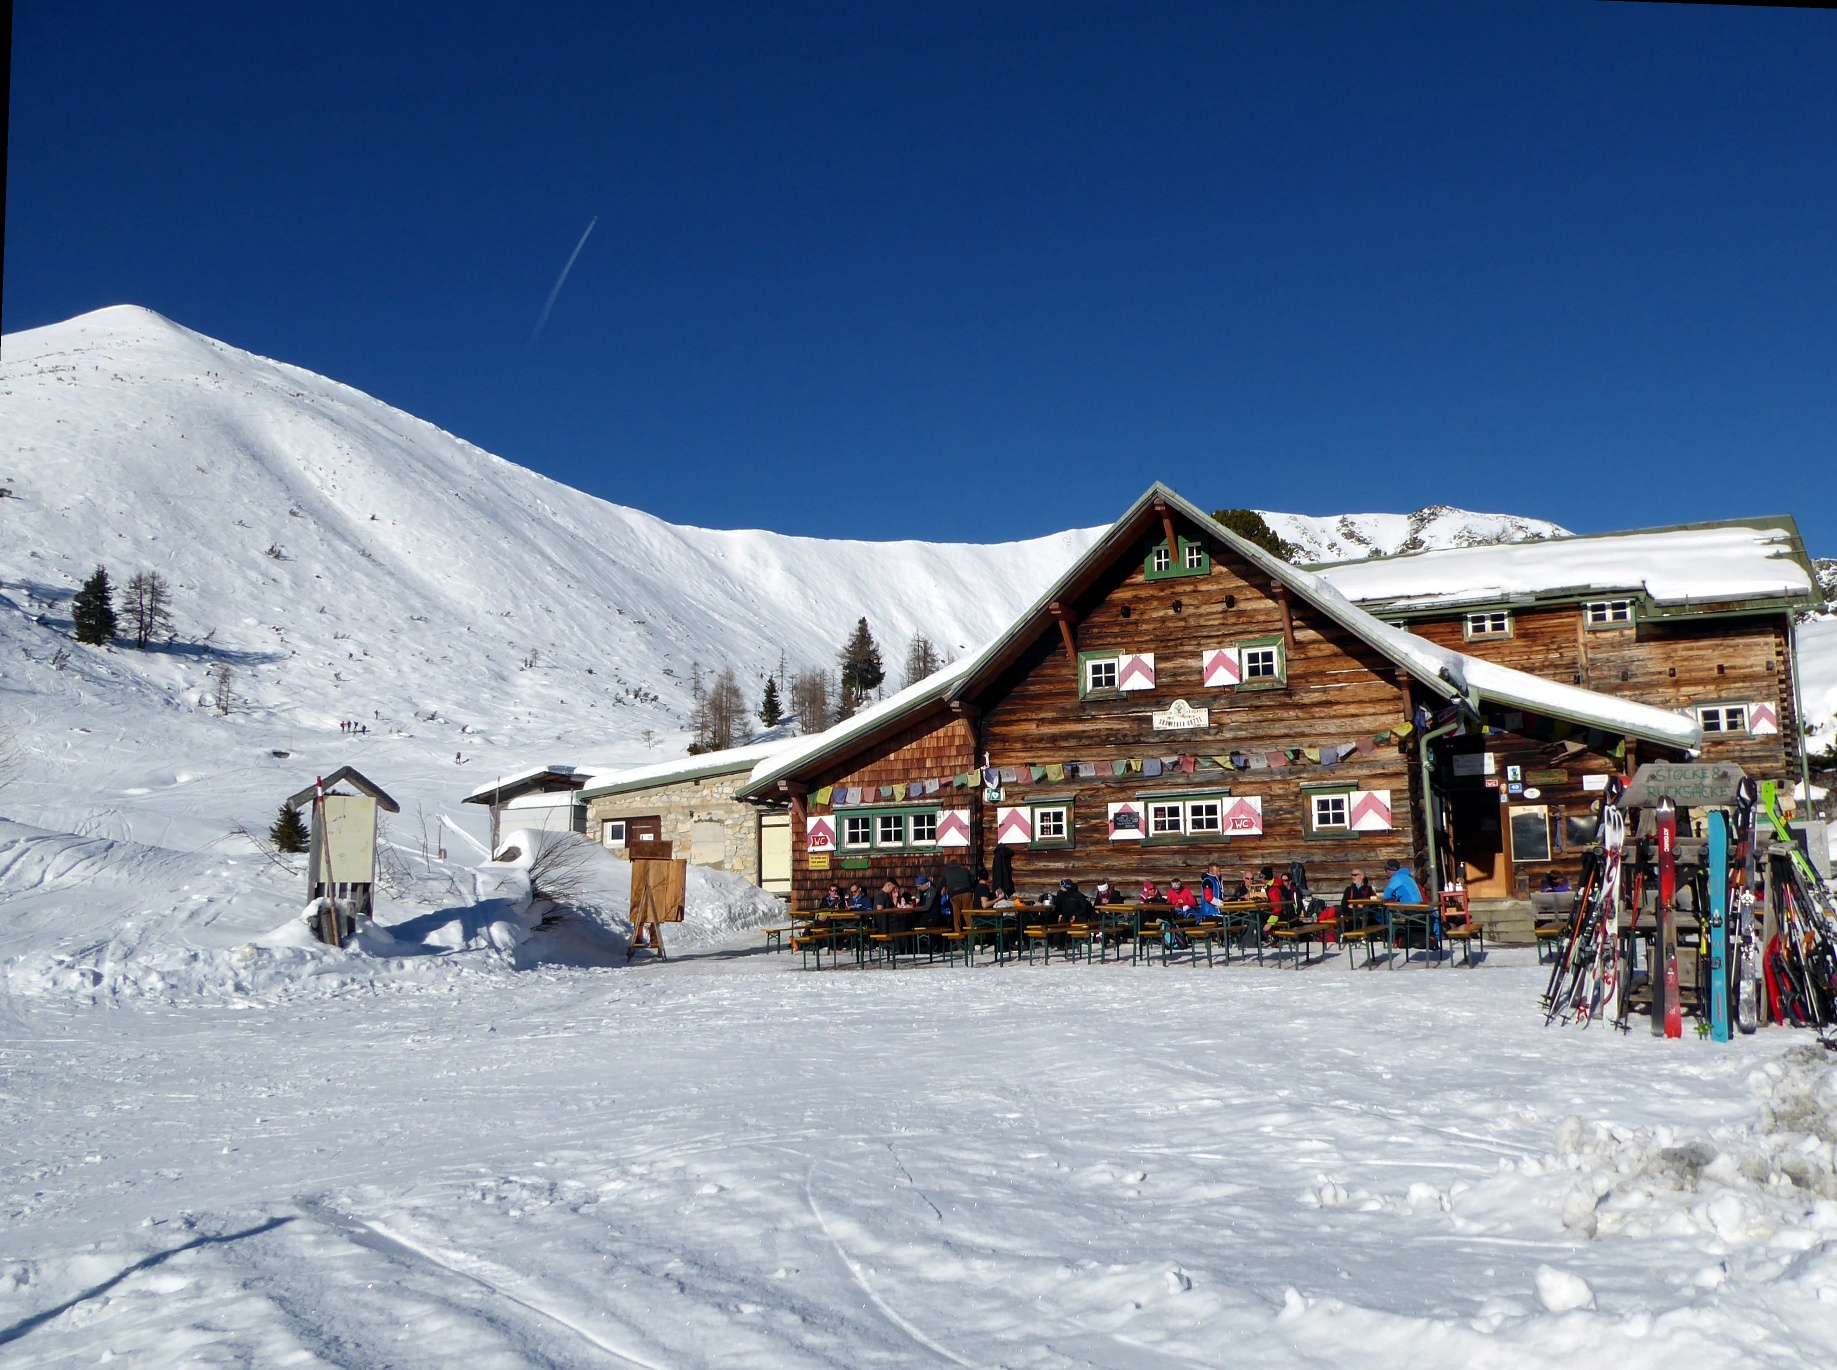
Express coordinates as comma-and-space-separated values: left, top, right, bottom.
1049, 877, 1094, 924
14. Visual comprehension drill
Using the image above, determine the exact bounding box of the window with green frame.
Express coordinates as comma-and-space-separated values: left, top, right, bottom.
1078, 650, 1121, 699
1029, 798, 1074, 848
1144, 536, 1210, 581
1235, 635, 1286, 690
1302, 784, 1354, 840
1138, 789, 1231, 842
838, 805, 945, 853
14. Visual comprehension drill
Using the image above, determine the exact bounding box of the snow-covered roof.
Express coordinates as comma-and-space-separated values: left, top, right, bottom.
743, 655, 978, 796
1310, 519, 1817, 615
463, 764, 582, 804
583, 734, 806, 800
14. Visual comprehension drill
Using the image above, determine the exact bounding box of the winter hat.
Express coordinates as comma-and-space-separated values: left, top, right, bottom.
1385, 859, 1401, 872
1059, 878, 1074, 890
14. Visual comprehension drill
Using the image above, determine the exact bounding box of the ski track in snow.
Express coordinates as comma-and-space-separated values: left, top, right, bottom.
5, 950, 1837, 1368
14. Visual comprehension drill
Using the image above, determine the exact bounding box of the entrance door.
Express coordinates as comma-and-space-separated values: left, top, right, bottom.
759, 813, 792, 894
626, 815, 663, 848
1451, 790, 1511, 897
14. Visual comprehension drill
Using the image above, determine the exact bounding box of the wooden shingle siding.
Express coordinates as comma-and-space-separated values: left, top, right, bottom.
788, 711, 979, 908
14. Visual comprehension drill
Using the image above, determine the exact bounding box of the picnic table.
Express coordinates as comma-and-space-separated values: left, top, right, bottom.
1378, 901, 1440, 967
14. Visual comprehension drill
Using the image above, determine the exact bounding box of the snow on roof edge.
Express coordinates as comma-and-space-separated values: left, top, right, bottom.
583, 734, 806, 799
743, 655, 978, 796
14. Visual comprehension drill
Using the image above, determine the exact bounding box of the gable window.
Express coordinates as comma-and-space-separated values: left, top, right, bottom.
910, 811, 938, 845
1236, 636, 1286, 690
842, 815, 874, 849
1697, 703, 1750, 735
1145, 537, 1209, 581
1086, 656, 1118, 692
1585, 599, 1634, 628
1464, 611, 1512, 641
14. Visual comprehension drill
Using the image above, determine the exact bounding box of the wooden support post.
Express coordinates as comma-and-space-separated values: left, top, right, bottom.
779, 779, 807, 824
1272, 582, 1294, 659
1155, 501, 1179, 561
1050, 602, 1078, 678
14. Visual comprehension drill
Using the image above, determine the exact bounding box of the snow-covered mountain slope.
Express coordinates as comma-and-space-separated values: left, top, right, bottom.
0, 306, 1104, 850
1263, 505, 1570, 563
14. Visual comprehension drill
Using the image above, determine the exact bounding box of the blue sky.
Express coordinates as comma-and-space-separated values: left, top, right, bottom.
7, 3, 1836, 549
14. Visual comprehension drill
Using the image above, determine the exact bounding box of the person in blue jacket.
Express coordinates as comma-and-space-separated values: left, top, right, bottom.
1381, 859, 1423, 905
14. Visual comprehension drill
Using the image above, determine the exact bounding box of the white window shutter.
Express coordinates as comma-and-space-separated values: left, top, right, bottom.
1202, 647, 1240, 688
996, 806, 1033, 844
1348, 791, 1393, 832
1747, 702, 1778, 735
936, 811, 972, 847
1118, 653, 1156, 691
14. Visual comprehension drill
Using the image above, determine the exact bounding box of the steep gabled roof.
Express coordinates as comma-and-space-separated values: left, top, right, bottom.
285, 766, 401, 813
942, 484, 1702, 751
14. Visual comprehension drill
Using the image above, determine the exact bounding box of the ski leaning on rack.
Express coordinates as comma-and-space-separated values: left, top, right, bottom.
1708, 809, 1730, 1043
1654, 796, 1683, 1039
1758, 780, 1837, 1031
1734, 778, 1762, 1035
1544, 778, 1625, 1028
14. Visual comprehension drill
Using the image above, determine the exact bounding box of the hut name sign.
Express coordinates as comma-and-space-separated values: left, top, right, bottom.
1151, 699, 1209, 731
1618, 761, 1749, 809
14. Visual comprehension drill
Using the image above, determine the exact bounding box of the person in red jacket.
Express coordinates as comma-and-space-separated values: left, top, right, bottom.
1165, 878, 1198, 914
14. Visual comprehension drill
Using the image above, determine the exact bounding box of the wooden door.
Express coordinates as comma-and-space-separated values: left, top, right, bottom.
1452, 790, 1512, 897
759, 813, 792, 894
626, 815, 662, 846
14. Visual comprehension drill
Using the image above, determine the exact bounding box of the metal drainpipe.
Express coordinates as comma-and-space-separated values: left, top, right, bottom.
1789, 615, 1814, 812
1419, 718, 1464, 902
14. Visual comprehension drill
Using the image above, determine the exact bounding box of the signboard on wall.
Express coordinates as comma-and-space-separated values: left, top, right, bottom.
1616, 762, 1748, 809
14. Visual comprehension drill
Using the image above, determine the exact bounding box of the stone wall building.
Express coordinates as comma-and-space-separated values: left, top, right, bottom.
579, 738, 797, 894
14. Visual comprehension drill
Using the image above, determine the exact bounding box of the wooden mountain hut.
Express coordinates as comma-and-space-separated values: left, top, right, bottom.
738, 484, 1706, 938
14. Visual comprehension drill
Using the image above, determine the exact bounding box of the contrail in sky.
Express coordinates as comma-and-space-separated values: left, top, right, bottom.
529, 216, 598, 345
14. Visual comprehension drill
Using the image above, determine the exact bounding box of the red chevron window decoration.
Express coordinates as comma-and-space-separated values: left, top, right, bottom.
1348, 790, 1393, 832
996, 806, 1034, 845
1221, 796, 1263, 835
1747, 702, 1779, 735
806, 814, 837, 853
1202, 647, 1240, 688
936, 811, 972, 847
1117, 653, 1156, 691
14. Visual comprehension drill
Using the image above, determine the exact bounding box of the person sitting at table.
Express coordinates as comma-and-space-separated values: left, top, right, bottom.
1197, 862, 1229, 918
972, 867, 995, 908
1382, 858, 1424, 904
1539, 870, 1570, 893
1260, 866, 1292, 940
1049, 877, 1094, 924
819, 883, 846, 911
1139, 879, 1168, 906
1092, 878, 1121, 907
874, 879, 901, 910
846, 882, 874, 912
1165, 878, 1198, 916
912, 870, 946, 923
1339, 869, 1376, 912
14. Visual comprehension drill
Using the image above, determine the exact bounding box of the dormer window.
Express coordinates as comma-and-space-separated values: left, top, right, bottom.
1464, 611, 1511, 640
1585, 600, 1633, 628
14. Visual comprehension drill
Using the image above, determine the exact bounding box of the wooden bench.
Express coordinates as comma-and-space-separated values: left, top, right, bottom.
1443, 917, 1486, 966
1534, 923, 1570, 963
762, 925, 794, 952
1336, 921, 1387, 969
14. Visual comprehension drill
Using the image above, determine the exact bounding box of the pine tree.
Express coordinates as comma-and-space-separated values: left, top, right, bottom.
71, 566, 117, 645
269, 802, 309, 854
903, 633, 943, 688
1210, 508, 1300, 562
121, 570, 174, 649
759, 674, 783, 727
837, 618, 885, 715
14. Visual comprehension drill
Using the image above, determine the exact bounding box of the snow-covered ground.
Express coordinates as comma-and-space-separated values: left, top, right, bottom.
5, 944, 1837, 1368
